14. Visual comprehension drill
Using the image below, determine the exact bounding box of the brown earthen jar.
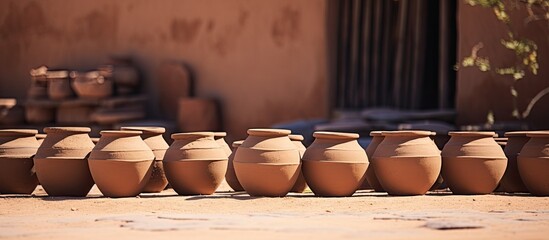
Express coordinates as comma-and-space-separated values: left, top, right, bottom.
517, 131, 549, 196
70, 71, 113, 99
441, 131, 507, 195
46, 70, 74, 100
89, 130, 154, 198
497, 131, 529, 193
214, 132, 232, 157
373, 131, 440, 195
302, 131, 368, 197
34, 127, 95, 197
164, 132, 228, 195
364, 131, 384, 191
234, 129, 300, 197
0, 129, 39, 194
121, 127, 169, 193
289, 134, 308, 193
226, 140, 244, 192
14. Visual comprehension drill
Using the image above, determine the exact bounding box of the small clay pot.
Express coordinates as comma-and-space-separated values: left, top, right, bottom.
0, 129, 39, 194
497, 132, 529, 193
214, 132, 232, 157
121, 127, 169, 193
46, 70, 74, 100
70, 71, 113, 99
517, 131, 549, 196
164, 132, 228, 195
89, 130, 154, 198
374, 131, 441, 196
226, 140, 244, 192
364, 131, 384, 191
303, 131, 368, 197
234, 129, 300, 197
34, 127, 95, 197
289, 134, 308, 193
441, 131, 507, 195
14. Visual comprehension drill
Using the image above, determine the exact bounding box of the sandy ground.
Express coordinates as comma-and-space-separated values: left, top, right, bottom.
1, 182, 548, 240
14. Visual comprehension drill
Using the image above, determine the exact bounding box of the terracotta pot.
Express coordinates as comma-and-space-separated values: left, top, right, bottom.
517, 131, 549, 196
289, 134, 308, 193
121, 127, 169, 193
34, 127, 95, 197
177, 98, 220, 132
99, 60, 140, 95
214, 132, 232, 157
46, 70, 74, 100
164, 132, 228, 195
373, 131, 441, 196
441, 131, 507, 195
226, 140, 244, 191
497, 132, 529, 193
70, 71, 113, 99
28, 66, 48, 99
89, 130, 154, 197
303, 131, 368, 197
234, 129, 300, 197
364, 131, 384, 191
0, 129, 39, 194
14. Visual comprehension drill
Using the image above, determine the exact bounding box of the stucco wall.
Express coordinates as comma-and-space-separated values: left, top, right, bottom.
0, 0, 330, 140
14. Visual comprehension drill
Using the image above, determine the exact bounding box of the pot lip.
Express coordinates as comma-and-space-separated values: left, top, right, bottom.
213, 132, 227, 138
46, 70, 69, 79
370, 131, 384, 137
232, 140, 244, 147
0, 129, 38, 136
382, 130, 434, 137
171, 132, 214, 140
448, 131, 496, 137
526, 131, 549, 137
504, 131, 530, 137
313, 131, 359, 139
247, 128, 291, 137
120, 126, 165, 134
44, 127, 91, 134
289, 134, 304, 141
0, 98, 16, 107
100, 130, 143, 136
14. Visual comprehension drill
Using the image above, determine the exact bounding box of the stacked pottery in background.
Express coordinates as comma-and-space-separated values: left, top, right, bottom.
34, 127, 95, 196
441, 132, 507, 194
497, 132, 529, 193
517, 132, 549, 196
121, 127, 169, 193
164, 132, 228, 195
226, 140, 245, 192
234, 129, 300, 197
302, 131, 368, 197
364, 131, 384, 192
0, 129, 39, 194
289, 134, 308, 193
373, 131, 441, 195
89, 130, 154, 197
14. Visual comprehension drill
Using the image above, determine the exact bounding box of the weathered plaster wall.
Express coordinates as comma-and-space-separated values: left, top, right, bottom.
0, 0, 330, 140
457, 1, 549, 129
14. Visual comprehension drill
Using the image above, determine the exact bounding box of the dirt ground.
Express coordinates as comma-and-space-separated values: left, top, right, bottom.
1, 182, 548, 240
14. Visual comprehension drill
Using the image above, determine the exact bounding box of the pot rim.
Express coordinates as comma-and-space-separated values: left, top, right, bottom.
232, 140, 244, 147
526, 131, 549, 137
100, 130, 143, 136
382, 130, 434, 137
213, 132, 227, 138
370, 131, 384, 137
172, 132, 214, 140
247, 128, 291, 137
0, 129, 38, 136
504, 131, 529, 137
44, 127, 91, 133
313, 131, 359, 139
289, 134, 304, 141
46, 70, 69, 79
120, 126, 165, 134
448, 131, 497, 137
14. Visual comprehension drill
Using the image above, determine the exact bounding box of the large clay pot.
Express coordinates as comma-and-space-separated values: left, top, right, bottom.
89, 130, 154, 197
34, 127, 95, 197
46, 70, 74, 100
164, 132, 228, 195
517, 131, 549, 196
497, 131, 529, 193
234, 129, 300, 197
364, 131, 384, 191
289, 134, 308, 193
70, 71, 113, 99
226, 140, 244, 192
121, 127, 169, 193
0, 129, 39, 194
441, 131, 507, 195
214, 132, 232, 157
303, 131, 368, 197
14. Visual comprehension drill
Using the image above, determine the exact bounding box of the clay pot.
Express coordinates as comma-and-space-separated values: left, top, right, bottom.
517, 131, 549, 196
441, 131, 507, 195
164, 132, 228, 195
214, 132, 232, 157
497, 132, 529, 193
34, 127, 95, 197
0, 129, 39, 194
70, 71, 113, 99
28, 66, 48, 99
289, 134, 308, 193
99, 58, 140, 95
121, 127, 169, 193
177, 98, 220, 132
89, 130, 154, 197
234, 129, 300, 197
373, 131, 441, 195
364, 131, 384, 191
303, 131, 368, 197
226, 140, 244, 192
46, 70, 74, 100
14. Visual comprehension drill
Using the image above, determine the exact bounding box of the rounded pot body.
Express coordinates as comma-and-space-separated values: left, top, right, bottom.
234, 129, 300, 197
289, 134, 308, 193
214, 132, 232, 157
0, 129, 39, 194
46, 71, 73, 100
517, 132, 549, 196
226, 140, 244, 191
303, 131, 368, 197
497, 132, 529, 193
441, 132, 507, 195
364, 131, 384, 191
